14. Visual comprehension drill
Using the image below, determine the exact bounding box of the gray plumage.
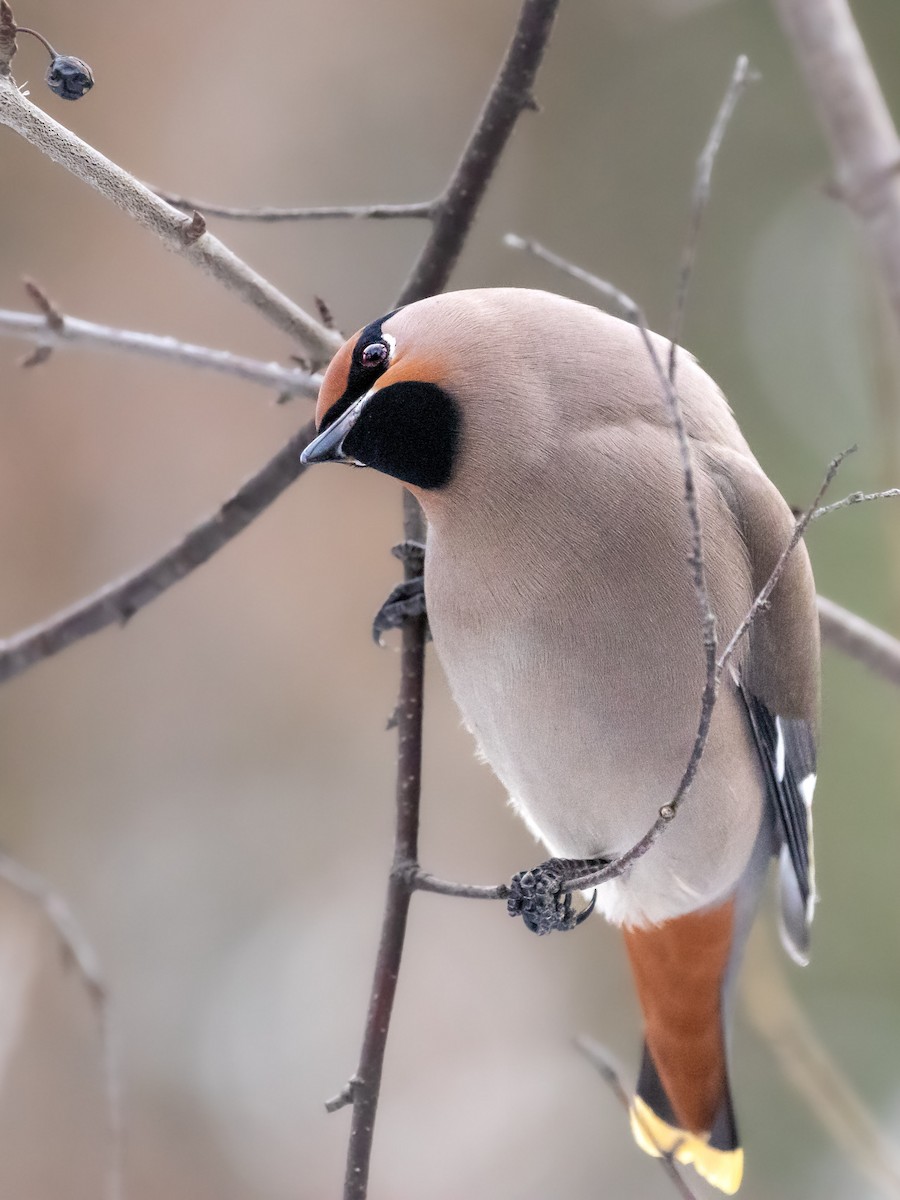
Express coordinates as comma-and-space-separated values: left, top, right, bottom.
376, 289, 819, 933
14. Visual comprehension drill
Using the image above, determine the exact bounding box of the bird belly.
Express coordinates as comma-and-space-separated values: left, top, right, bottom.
428, 597, 764, 929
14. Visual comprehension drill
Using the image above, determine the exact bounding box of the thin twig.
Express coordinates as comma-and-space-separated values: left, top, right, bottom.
0, 74, 341, 366
0, 421, 315, 685
575, 1036, 699, 1200
410, 871, 508, 901
151, 190, 435, 223
810, 487, 900, 521
669, 56, 756, 382
0, 306, 320, 399
817, 594, 900, 688
0, 851, 122, 1200
336, 5, 562, 1198
504, 235, 853, 893
505, 234, 719, 855
717, 448, 855, 669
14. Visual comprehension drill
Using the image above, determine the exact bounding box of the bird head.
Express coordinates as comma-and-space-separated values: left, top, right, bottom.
300, 302, 463, 493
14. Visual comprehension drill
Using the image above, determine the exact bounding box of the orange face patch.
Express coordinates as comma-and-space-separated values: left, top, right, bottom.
314, 328, 449, 431
315, 336, 358, 429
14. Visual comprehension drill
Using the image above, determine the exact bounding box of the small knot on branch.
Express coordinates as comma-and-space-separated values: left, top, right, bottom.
325, 1076, 359, 1114
23, 277, 64, 331
314, 295, 338, 332
181, 210, 207, 244
20, 345, 53, 368
390, 858, 420, 889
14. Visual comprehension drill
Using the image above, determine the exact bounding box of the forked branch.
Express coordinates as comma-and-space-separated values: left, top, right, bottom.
0, 291, 319, 399
0, 23, 340, 366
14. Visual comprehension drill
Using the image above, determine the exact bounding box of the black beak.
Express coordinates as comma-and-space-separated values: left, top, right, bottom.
300, 395, 368, 465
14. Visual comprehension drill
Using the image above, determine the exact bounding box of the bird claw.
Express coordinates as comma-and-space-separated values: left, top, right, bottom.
372, 543, 430, 645
507, 858, 599, 935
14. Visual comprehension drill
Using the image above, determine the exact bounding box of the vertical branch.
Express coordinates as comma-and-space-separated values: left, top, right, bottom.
342, 615, 425, 1199
772, 0, 900, 622
668, 56, 755, 381
336, 3, 562, 1197
395, 0, 562, 309
771, 0, 900, 346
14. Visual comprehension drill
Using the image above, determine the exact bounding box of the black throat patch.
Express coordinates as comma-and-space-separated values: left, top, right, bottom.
343, 380, 461, 490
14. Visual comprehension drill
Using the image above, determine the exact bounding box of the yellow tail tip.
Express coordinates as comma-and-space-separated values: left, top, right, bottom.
629, 1095, 744, 1195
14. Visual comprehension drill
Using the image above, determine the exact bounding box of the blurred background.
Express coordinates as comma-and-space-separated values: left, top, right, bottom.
0, 0, 898, 1197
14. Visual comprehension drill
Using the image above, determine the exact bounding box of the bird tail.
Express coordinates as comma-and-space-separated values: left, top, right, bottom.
629, 1037, 742, 1195
622, 899, 744, 1195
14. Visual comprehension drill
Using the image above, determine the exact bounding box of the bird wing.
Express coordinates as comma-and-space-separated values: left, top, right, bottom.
738, 686, 817, 964
702, 445, 821, 965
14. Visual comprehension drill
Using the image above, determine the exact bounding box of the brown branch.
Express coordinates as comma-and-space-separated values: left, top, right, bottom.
395, 0, 561, 309
0, 850, 122, 1200
335, 5, 561, 1199
575, 1036, 699, 1200
341, 612, 426, 1198
0, 421, 315, 685
151, 190, 436, 223
817, 593, 900, 688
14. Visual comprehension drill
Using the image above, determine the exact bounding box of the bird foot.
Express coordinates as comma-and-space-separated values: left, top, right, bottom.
372, 542, 430, 645
506, 857, 601, 935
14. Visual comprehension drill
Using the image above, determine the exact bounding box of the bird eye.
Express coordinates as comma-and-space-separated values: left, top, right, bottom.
360, 341, 389, 368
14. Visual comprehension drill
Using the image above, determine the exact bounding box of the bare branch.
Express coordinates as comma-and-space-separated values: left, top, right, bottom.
0, 75, 341, 366
717, 448, 855, 670
575, 1036, 699, 1200
151, 190, 435, 223
505, 234, 718, 853
336, 5, 562, 1198
0, 421, 315, 685
503, 233, 854, 893
817, 594, 900, 688
341, 612, 426, 1200
410, 870, 507, 901
810, 486, 900, 521
0, 306, 320, 398
396, 0, 561, 309
772, 0, 900, 348
669, 56, 756, 381
0, 851, 122, 1200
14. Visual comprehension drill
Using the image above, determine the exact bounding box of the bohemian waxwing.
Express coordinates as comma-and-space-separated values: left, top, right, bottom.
301, 287, 820, 1195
